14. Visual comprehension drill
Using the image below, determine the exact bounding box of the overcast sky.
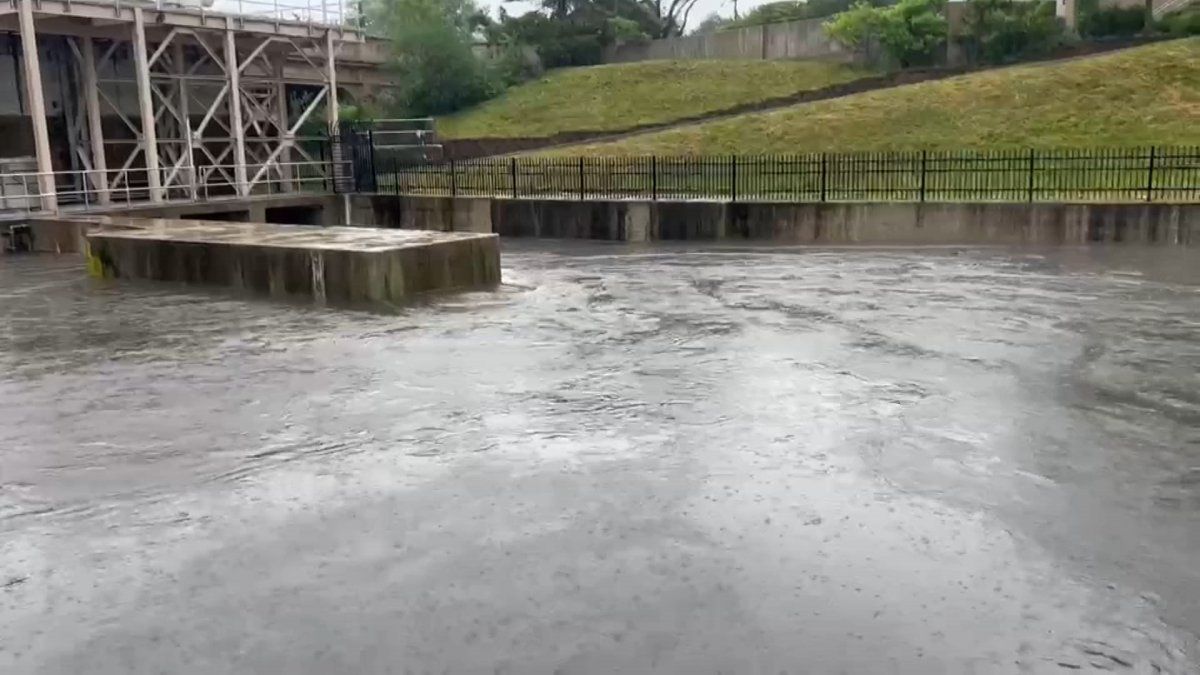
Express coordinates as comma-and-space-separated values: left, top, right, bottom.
477, 0, 776, 30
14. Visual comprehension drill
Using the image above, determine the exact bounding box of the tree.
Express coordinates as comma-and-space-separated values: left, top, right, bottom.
646, 0, 704, 36
368, 0, 497, 116
487, 0, 673, 68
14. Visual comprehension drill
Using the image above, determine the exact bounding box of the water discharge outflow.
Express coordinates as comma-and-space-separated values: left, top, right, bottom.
1, 242, 1198, 673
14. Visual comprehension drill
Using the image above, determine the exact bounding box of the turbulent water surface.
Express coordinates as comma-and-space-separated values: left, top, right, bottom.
1, 242, 1199, 673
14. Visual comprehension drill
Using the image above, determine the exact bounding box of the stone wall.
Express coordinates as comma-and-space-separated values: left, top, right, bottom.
354, 195, 1198, 246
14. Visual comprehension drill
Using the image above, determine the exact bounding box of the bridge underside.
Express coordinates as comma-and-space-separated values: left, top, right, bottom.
0, 0, 391, 214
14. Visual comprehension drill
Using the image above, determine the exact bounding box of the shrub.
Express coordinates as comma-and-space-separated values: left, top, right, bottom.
608, 16, 649, 42
824, 1, 885, 50
961, 0, 1064, 64
1156, 8, 1200, 36
492, 41, 545, 88
1076, 0, 1148, 37
497, 13, 608, 68
825, 0, 948, 67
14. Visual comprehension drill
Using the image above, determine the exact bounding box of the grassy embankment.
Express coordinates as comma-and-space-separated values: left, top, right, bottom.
562, 39, 1200, 156
392, 40, 1199, 202
435, 59, 874, 140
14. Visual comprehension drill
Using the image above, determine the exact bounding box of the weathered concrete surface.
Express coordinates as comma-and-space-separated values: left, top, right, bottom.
1, 243, 1199, 673
0, 193, 346, 226
366, 195, 492, 233
602, 16, 853, 64
357, 194, 1199, 245
23, 215, 107, 253
84, 216, 501, 304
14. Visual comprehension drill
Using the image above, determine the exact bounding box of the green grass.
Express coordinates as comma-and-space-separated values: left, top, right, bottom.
557, 39, 1200, 156
435, 60, 874, 139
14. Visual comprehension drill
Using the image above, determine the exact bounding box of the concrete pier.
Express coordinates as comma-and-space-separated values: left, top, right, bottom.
83, 217, 501, 305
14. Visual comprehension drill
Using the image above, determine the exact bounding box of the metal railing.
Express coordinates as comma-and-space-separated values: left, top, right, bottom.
1154, 0, 1194, 18
212, 0, 358, 27
372, 148, 1200, 204
41, 0, 365, 29
0, 158, 350, 216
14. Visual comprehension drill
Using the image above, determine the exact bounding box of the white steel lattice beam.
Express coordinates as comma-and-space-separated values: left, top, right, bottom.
176, 41, 198, 200
133, 7, 163, 202
79, 38, 110, 203
275, 54, 293, 191
18, 0, 56, 211
225, 29, 249, 196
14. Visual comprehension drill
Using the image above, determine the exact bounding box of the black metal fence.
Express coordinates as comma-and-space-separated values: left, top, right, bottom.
369, 147, 1200, 203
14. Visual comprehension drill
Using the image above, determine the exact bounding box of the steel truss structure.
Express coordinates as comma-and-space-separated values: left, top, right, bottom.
1, 0, 383, 212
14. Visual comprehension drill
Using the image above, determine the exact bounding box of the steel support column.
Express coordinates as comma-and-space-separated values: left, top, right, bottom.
275, 55, 293, 191
17, 0, 56, 211
132, 8, 163, 202
81, 37, 110, 205
175, 40, 197, 199
225, 29, 248, 196
325, 29, 341, 193
325, 29, 339, 129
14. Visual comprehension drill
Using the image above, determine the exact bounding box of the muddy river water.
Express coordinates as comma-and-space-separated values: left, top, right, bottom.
1, 242, 1198, 673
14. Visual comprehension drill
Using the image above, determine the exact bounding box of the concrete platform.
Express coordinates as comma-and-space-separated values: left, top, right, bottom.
84, 217, 501, 305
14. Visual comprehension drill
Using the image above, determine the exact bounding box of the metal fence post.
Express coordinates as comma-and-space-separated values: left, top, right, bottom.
1027, 148, 1036, 203
651, 156, 657, 201
319, 140, 328, 191
1146, 146, 1156, 203
449, 158, 457, 197
730, 155, 738, 202
579, 157, 586, 201
820, 153, 828, 203
367, 129, 377, 193
510, 157, 518, 199
393, 158, 399, 196
919, 150, 927, 203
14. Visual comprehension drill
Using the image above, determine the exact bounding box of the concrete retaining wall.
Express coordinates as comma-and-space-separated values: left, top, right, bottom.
603, 17, 852, 64
600, 5, 986, 66
353, 195, 1198, 246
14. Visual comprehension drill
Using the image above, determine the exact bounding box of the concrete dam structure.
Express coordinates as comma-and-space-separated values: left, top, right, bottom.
26, 214, 501, 305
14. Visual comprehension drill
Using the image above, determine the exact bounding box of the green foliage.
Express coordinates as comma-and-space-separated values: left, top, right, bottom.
339, 104, 376, 122
485, 0, 698, 68
556, 39, 1200, 156
1157, 9, 1200, 37
608, 16, 650, 41
824, 2, 884, 47
491, 41, 545, 88
961, 0, 1064, 64
726, 0, 888, 29
882, 0, 949, 65
369, 0, 497, 116
1076, 0, 1148, 37
437, 59, 872, 138
825, 0, 947, 66
493, 12, 610, 68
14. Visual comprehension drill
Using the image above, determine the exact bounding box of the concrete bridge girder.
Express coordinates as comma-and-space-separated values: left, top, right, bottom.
0, 0, 386, 212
